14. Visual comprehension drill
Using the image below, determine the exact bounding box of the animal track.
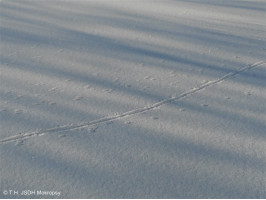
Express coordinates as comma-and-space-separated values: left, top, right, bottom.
15, 95, 24, 100
1, 60, 265, 144
83, 85, 91, 89
14, 109, 23, 114
88, 126, 98, 133
73, 96, 83, 101
48, 87, 57, 92
179, 108, 186, 112
58, 134, 66, 138
15, 140, 24, 146
151, 116, 159, 120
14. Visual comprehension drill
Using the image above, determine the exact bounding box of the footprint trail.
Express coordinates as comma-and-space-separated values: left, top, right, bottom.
1, 61, 265, 144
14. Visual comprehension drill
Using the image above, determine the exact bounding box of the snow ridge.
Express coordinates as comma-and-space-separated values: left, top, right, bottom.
1, 60, 265, 144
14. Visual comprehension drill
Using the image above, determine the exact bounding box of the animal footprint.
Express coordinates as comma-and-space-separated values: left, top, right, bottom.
170, 70, 176, 77
83, 85, 91, 89
58, 134, 66, 138
15, 140, 24, 146
14, 109, 23, 114
48, 87, 57, 92
179, 108, 186, 112
73, 96, 83, 101
15, 95, 24, 100
88, 126, 98, 133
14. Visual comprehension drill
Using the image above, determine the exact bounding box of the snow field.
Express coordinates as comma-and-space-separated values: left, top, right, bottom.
1, 0, 266, 198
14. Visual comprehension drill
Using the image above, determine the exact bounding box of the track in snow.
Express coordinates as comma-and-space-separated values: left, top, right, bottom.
1, 60, 265, 144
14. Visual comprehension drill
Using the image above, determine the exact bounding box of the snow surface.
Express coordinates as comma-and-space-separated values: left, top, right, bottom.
0, 0, 266, 198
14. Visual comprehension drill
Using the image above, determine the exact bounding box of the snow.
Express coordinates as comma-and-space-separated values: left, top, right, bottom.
0, 0, 265, 198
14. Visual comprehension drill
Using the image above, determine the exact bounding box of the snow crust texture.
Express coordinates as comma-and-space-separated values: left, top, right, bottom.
1, 0, 266, 198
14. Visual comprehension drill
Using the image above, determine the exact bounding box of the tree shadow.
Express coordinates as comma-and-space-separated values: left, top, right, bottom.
1, 0, 265, 198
